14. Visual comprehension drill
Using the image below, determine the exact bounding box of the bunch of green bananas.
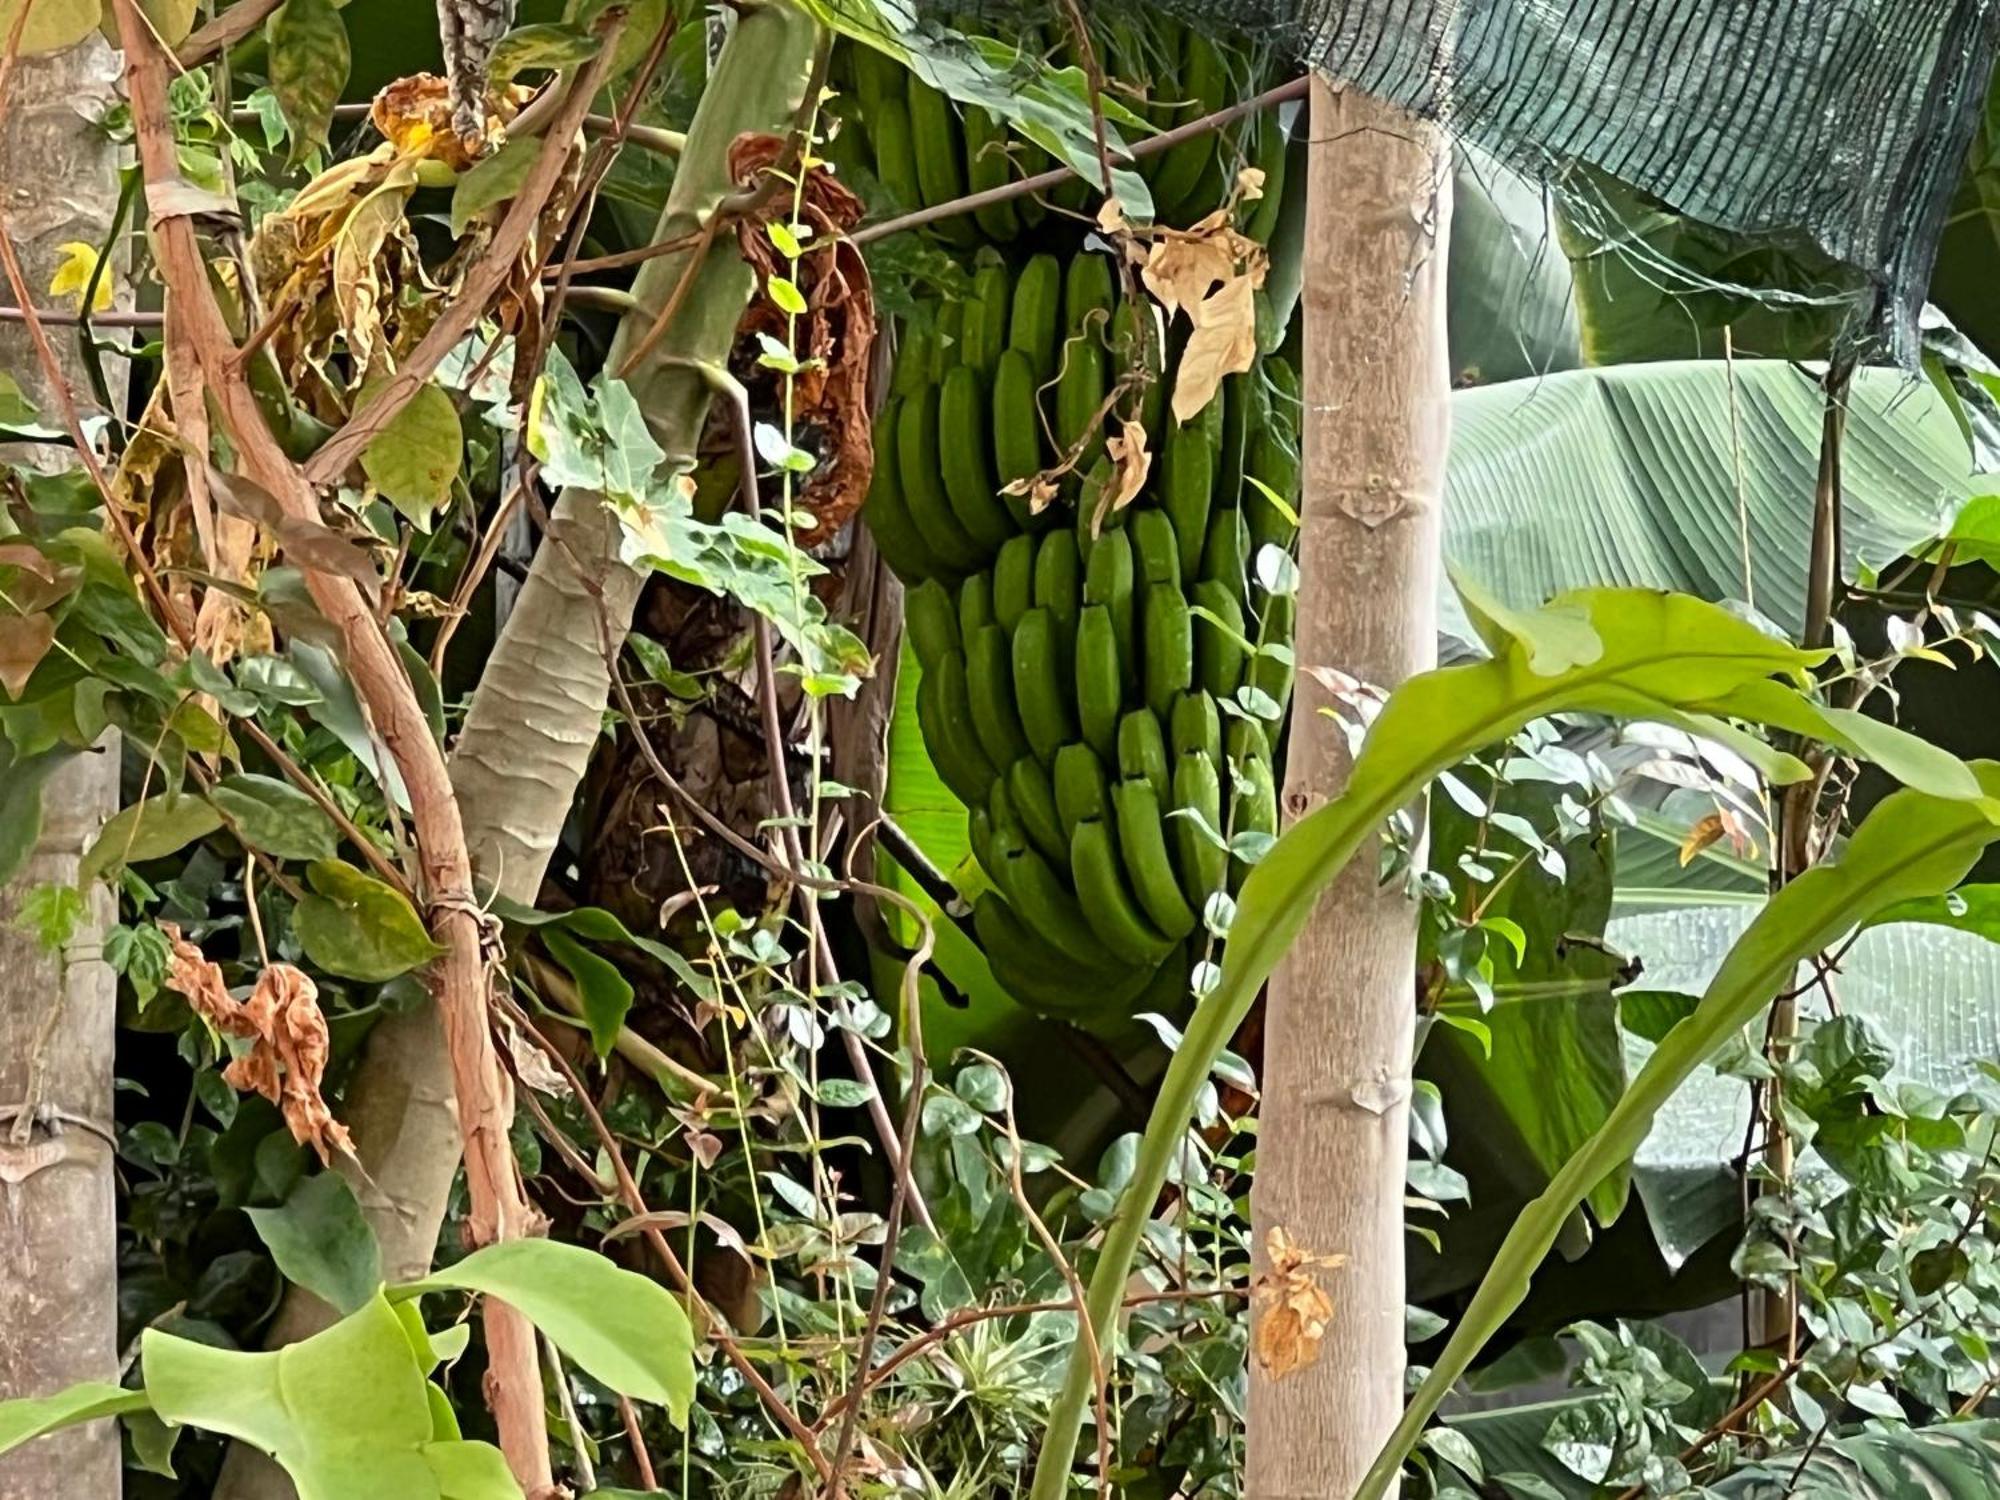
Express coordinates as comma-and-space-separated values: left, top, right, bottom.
874, 257, 1302, 1028
831, 16, 1289, 241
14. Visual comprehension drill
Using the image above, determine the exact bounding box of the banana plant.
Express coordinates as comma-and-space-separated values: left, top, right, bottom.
1027, 578, 1993, 1500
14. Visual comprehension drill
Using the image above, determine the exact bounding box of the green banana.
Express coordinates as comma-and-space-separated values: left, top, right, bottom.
1242, 107, 1289, 244
961, 256, 1013, 376
1161, 422, 1215, 583
851, 44, 904, 126
1006, 755, 1069, 866
1064, 250, 1116, 332
1117, 708, 1170, 805
898, 387, 987, 571
1248, 592, 1295, 712
906, 80, 978, 246
939, 365, 1017, 551
871, 93, 924, 219
863, 395, 949, 583
1170, 750, 1229, 908
1191, 578, 1248, 700
988, 822, 1103, 967
1009, 252, 1063, 380
961, 107, 1023, 243
1130, 508, 1181, 590
904, 577, 960, 669
1071, 817, 1171, 966
1054, 740, 1113, 841
993, 533, 1035, 634
1075, 604, 1123, 761
1170, 689, 1222, 767
977, 894, 1154, 1020
1109, 299, 1165, 444
1142, 582, 1193, 717
1054, 329, 1107, 470
1111, 778, 1198, 940
1082, 524, 1136, 695
1012, 607, 1074, 764
1225, 716, 1272, 769
958, 570, 994, 638
991, 348, 1047, 531
1245, 425, 1301, 556
1228, 752, 1278, 891
966, 623, 1032, 768
1034, 530, 1082, 645
916, 647, 998, 807
1150, 28, 1228, 221
1217, 370, 1251, 515
1202, 504, 1252, 613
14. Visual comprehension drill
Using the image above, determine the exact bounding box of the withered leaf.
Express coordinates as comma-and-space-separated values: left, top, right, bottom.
0, 611, 56, 699
1173, 273, 1260, 426
1251, 1226, 1347, 1379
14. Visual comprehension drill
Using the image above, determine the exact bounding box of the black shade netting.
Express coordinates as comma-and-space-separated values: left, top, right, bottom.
902, 0, 2000, 364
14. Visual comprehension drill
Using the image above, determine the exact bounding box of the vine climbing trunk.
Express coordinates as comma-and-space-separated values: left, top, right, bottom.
1245, 79, 1450, 1500
216, 9, 821, 1497
0, 34, 128, 1500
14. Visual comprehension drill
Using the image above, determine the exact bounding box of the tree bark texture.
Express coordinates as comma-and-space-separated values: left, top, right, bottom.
1245, 79, 1450, 1500
0, 34, 128, 1500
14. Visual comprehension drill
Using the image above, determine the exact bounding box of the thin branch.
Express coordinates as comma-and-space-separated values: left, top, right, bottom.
300, 25, 626, 485
852, 74, 1309, 246
176, 0, 282, 68
0, 304, 164, 328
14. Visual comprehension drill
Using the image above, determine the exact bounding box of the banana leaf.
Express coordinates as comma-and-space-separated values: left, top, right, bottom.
1443, 361, 1971, 643
1449, 147, 1582, 386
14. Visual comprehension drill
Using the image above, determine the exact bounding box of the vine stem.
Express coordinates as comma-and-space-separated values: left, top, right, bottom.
111, 1, 562, 1485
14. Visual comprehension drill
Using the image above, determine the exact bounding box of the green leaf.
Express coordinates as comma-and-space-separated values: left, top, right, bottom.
294, 859, 444, 982
289, 640, 411, 812
359, 382, 463, 530
1030, 586, 1993, 1500
209, 774, 339, 863
540, 927, 634, 1058
0, 1382, 148, 1460
267, 0, 351, 159
423, 1440, 523, 1499
524, 350, 664, 503
1444, 363, 1968, 642
0, 743, 70, 887
1365, 770, 2000, 1499
487, 21, 599, 80
449, 134, 540, 238
396, 1240, 694, 1423
143, 1293, 440, 1498
245, 1172, 383, 1315
1446, 146, 1580, 386
1715, 1419, 2000, 1497
81, 796, 224, 883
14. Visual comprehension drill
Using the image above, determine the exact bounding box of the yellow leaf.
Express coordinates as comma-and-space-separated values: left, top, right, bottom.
1251, 1227, 1346, 1379
48, 242, 113, 314
1236, 165, 1267, 201
1172, 273, 1260, 425
1105, 419, 1151, 513
2, 0, 100, 56
1679, 807, 1756, 866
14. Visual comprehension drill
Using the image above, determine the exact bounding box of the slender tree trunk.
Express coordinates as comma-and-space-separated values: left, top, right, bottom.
1245, 79, 1450, 1500
215, 10, 820, 1497
0, 35, 128, 1500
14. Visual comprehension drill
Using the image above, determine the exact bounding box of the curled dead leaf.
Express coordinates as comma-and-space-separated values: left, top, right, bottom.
162, 928, 354, 1164
1250, 1226, 1347, 1379
1235, 165, 1267, 202
1104, 419, 1152, 513
1679, 807, 1757, 866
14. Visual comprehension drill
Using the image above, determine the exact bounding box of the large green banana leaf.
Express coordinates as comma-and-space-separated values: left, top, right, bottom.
1450, 148, 1582, 385
1930, 77, 2000, 366
1716, 1421, 2000, 1497
1444, 361, 1972, 642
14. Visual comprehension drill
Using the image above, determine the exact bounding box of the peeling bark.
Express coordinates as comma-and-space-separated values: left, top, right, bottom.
0, 35, 127, 1500
1244, 79, 1450, 1500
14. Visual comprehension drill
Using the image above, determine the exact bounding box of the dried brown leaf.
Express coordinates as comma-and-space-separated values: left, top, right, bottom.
1250, 1226, 1347, 1379
1105, 418, 1151, 512
0, 611, 56, 698
1173, 273, 1260, 425
163, 927, 354, 1164
1679, 807, 1756, 866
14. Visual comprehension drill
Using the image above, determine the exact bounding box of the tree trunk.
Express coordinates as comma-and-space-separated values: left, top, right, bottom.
0, 34, 128, 1500
1245, 79, 1450, 1500
215, 10, 820, 1496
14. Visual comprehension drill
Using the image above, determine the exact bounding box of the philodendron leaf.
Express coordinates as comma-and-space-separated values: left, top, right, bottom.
396, 1239, 694, 1424
539, 926, 634, 1057
1361, 768, 2000, 1499
266, 0, 350, 159
1028, 585, 1994, 1500
359, 382, 463, 532
143, 1293, 446, 1498
0, 1382, 149, 1460
1713, 1419, 2000, 1497
209, 774, 340, 863
293, 859, 444, 982
245, 1172, 383, 1315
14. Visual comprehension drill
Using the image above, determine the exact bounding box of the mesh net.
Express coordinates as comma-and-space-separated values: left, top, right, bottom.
938, 0, 2000, 364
